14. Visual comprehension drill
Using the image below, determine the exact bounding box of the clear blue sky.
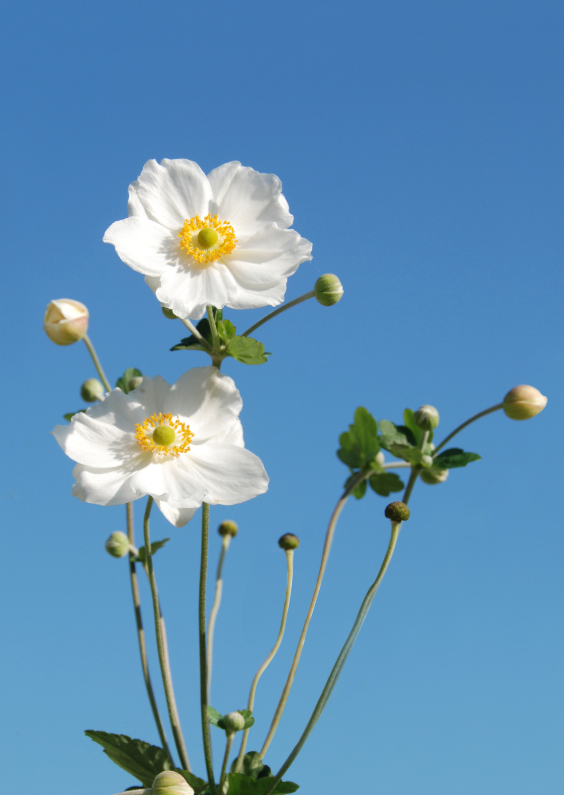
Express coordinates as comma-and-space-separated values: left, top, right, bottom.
1, 1, 562, 793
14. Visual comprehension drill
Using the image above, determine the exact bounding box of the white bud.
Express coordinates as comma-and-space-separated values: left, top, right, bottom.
44, 299, 89, 345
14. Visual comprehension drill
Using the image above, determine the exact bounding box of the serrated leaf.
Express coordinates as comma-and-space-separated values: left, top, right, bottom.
207, 706, 223, 726
226, 773, 299, 795
176, 770, 209, 793
337, 447, 362, 468
369, 472, 405, 496
230, 752, 268, 780
63, 409, 86, 421
218, 319, 236, 342
354, 406, 378, 438
135, 538, 171, 565
85, 731, 172, 787
227, 336, 270, 365
434, 448, 481, 469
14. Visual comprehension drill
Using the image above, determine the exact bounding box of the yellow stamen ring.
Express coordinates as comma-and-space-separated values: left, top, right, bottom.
178, 213, 237, 265
135, 413, 194, 457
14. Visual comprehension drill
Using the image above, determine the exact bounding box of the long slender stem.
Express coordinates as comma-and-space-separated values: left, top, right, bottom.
263, 521, 402, 795
113, 789, 150, 795
433, 404, 503, 455
236, 549, 294, 770
82, 334, 111, 392
218, 734, 234, 792
240, 291, 315, 338
181, 317, 213, 350
143, 497, 191, 772
207, 536, 231, 701
260, 469, 366, 759
199, 503, 217, 795
126, 503, 173, 763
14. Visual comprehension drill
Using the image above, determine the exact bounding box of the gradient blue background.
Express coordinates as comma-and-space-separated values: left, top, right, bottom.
1, 1, 562, 793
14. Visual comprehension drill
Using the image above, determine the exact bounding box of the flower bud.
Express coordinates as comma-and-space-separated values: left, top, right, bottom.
420, 468, 449, 485
375, 451, 385, 467
222, 711, 246, 734
414, 405, 440, 431
314, 274, 344, 307
162, 306, 178, 320
152, 771, 194, 795
105, 531, 131, 558
384, 501, 410, 522
80, 378, 104, 403
503, 385, 547, 421
278, 533, 300, 550
43, 299, 89, 345
127, 376, 144, 392
218, 520, 238, 538
420, 454, 434, 468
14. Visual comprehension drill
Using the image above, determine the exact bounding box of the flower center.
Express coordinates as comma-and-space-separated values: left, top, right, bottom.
178, 213, 237, 265
135, 413, 194, 457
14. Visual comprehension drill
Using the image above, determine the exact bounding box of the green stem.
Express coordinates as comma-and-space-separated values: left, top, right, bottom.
263, 521, 402, 795
260, 469, 366, 759
199, 503, 217, 795
218, 733, 234, 792
112, 789, 149, 795
82, 334, 111, 392
207, 536, 231, 701
236, 549, 294, 770
206, 306, 224, 369
143, 497, 191, 772
402, 429, 429, 505
240, 291, 316, 338
126, 503, 173, 764
181, 317, 213, 350
433, 404, 504, 455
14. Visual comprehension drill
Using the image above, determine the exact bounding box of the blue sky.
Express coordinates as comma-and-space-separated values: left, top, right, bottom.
1, 1, 563, 793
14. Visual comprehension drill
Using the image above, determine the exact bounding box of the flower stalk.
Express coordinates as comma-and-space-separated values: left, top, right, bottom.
199, 503, 217, 795
82, 334, 111, 393
207, 533, 231, 701
241, 291, 315, 338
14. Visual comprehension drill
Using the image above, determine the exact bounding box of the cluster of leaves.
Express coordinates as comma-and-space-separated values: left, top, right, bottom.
338, 407, 481, 499
171, 308, 271, 365
207, 706, 255, 732
63, 367, 143, 421
85, 732, 298, 794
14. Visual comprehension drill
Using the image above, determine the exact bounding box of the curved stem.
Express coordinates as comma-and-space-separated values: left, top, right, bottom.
241, 291, 315, 338
236, 550, 294, 770
260, 470, 366, 759
181, 317, 213, 350
263, 521, 402, 795
207, 536, 231, 701
143, 497, 191, 772
218, 733, 234, 792
433, 404, 503, 455
126, 503, 173, 763
199, 503, 217, 795
82, 334, 111, 392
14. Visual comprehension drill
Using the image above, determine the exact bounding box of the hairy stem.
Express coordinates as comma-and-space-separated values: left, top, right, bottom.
207, 536, 231, 701
218, 733, 234, 792
199, 503, 217, 795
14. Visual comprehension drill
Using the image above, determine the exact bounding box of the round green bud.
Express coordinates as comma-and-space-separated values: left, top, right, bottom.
278, 533, 300, 550
503, 385, 547, 420
198, 227, 219, 249
80, 378, 104, 403
384, 501, 411, 523
314, 274, 344, 307
153, 426, 176, 446
222, 711, 246, 734
161, 306, 178, 320
105, 531, 130, 558
414, 405, 440, 431
420, 468, 449, 485
152, 770, 194, 795
218, 520, 238, 538
127, 376, 144, 392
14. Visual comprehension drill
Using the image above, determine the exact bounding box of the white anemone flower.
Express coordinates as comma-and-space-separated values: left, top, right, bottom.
52, 367, 269, 527
103, 159, 313, 320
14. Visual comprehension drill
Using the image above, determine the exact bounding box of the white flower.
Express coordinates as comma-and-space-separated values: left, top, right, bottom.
103, 159, 312, 320
52, 367, 269, 527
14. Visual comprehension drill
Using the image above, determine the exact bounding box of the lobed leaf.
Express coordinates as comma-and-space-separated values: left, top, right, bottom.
369, 472, 405, 497
227, 336, 270, 365
84, 731, 172, 787
434, 448, 481, 469
135, 538, 171, 565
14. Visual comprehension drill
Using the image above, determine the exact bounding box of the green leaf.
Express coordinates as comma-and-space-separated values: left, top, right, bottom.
226, 773, 299, 795
236, 709, 255, 730
170, 313, 220, 351
387, 444, 423, 465
227, 336, 270, 365
206, 706, 223, 727
135, 538, 171, 565
345, 473, 367, 499
116, 368, 143, 394
349, 408, 380, 461
63, 409, 86, 421
402, 409, 422, 444
378, 420, 409, 447
230, 752, 269, 780
369, 472, 405, 496
84, 731, 172, 787
176, 770, 209, 794
218, 318, 236, 343
354, 406, 378, 438
434, 448, 481, 469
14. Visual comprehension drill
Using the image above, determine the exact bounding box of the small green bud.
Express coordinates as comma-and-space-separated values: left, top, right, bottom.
314, 274, 344, 306
503, 385, 547, 420
161, 306, 178, 320
127, 376, 144, 392
420, 468, 449, 485
414, 405, 440, 431
152, 770, 194, 795
384, 501, 411, 522
222, 711, 246, 734
105, 531, 131, 558
420, 454, 434, 468
80, 378, 104, 403
279, 533, 300, 550
218, 520, 238, 538
198, 227, 219, 249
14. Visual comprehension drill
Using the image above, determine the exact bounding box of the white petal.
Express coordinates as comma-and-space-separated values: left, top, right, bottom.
71, 462, 142, 506
155, 261, 232, 321
154, 500, 199, 528
181, 443, 269, 505
85, 387, 147, 431
213, 418, 244, 447
52, 414, 137, 468
130, 159, 212, 231
129, 376, 172, 417
226, 227, 312, 289
103, 217, 178, 277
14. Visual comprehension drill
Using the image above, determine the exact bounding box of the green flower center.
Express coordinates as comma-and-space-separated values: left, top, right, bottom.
152, 425, 176, 446
197, 227, 219, 249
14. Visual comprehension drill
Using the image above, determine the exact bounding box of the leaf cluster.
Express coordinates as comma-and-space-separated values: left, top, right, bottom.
116, 368, 143, 394
171, 308, 271, 365
207, 706, 255, 732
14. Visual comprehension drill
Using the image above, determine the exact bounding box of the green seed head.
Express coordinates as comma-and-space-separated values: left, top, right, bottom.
198, 227, 219, 249
384, 501, 411, 523
222, 711, 246, 734
503, 385, 547, 420
278, 533, 300, 550
218, 520, 238, 538
152, 425, 176, 446
414, 405, 440, 431
420, 468, 449, 485
80, 378, 104, 403
152, 770, 194, 795
314, 273, 344, 306
105, 531, 130, 558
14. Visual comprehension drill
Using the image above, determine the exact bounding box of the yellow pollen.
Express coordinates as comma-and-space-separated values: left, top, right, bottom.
178, 213, 237, 265
135, 413, 194, 457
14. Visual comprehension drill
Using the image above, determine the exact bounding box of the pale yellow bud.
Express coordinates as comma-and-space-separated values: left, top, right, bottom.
420, 468, 449, 485
152, 771, 194, 795
44, 299, 89, 345
503, 385, 547, 421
